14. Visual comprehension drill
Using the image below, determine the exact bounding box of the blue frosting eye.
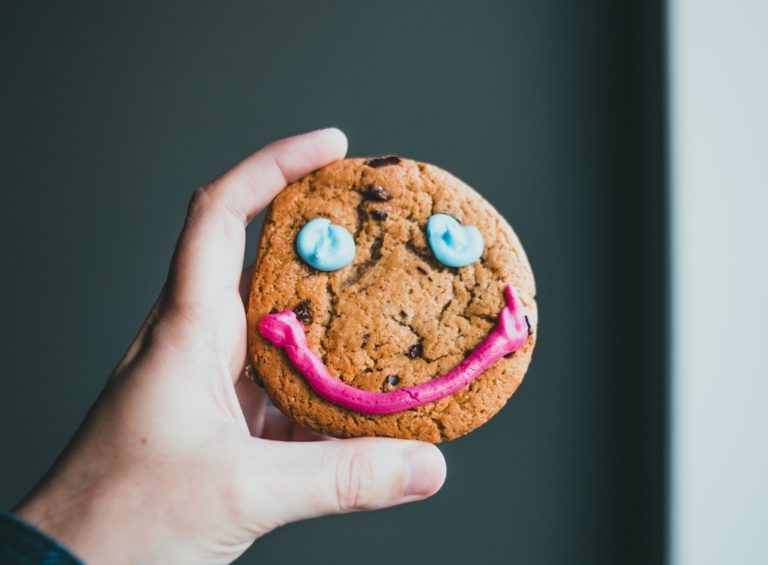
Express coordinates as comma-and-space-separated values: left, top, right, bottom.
426, 214, 484, 268
296, 218, 356, 271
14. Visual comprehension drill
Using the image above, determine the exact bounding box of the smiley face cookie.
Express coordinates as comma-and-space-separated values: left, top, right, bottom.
246, 157, 537, 442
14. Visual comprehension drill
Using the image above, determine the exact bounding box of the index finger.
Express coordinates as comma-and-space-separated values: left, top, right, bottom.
207, 127, 349, 223
169, 127, 348, 312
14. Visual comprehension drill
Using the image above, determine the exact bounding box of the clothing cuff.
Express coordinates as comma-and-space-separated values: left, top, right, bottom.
0, 510, 82, 564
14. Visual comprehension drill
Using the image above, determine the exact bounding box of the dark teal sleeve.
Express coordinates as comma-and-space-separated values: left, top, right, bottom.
0, 511, 82, 564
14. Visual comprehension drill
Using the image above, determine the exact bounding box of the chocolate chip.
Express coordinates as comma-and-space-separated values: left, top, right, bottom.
525, 315, 533, 335
370, 209, 388, 221
407, 343, 423, 359
244, 365, 264, 388
416, 266, 428, 275
362, 184, 392, 202
293, 300, 312, 323
365, 155, 401, 168
384, 375, 400, 387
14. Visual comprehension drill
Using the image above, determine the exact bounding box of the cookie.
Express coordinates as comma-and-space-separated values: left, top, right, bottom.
246, 157, 537, 442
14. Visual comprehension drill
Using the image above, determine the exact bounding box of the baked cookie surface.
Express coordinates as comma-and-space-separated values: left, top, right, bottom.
246, 157, 537, 442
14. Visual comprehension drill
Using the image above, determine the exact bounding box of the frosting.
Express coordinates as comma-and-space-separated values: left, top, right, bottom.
296, 218, 356, 271
426, 214, 484, 268
258, 283, 529, 415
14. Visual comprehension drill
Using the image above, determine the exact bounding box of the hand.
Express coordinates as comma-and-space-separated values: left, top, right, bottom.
13, 129, 447, 564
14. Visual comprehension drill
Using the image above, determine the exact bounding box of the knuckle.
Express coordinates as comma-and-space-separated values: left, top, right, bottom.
187, 185, 213, 220
335, 447, 377, 511
187, 183, 243, 224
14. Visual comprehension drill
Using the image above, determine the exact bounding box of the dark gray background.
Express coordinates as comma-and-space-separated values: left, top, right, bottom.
0, 1, 666, 564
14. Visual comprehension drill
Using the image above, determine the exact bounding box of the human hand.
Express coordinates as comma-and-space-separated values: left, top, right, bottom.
13, 128, 447, 564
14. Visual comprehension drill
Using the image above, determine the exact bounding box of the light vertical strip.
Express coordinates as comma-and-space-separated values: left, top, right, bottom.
669, 1, 768, 564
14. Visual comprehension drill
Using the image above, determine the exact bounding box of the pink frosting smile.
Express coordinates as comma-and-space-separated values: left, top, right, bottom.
258, 284, 530, 415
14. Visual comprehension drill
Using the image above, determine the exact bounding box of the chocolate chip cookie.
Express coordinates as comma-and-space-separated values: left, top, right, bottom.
246, 157, 537, 442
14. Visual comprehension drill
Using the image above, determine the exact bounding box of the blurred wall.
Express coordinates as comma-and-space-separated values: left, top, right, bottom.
669, 1, 768, 563
0, 2, 666, 564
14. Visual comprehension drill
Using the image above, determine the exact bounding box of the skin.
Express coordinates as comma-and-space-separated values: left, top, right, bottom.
12, 128, 447, 564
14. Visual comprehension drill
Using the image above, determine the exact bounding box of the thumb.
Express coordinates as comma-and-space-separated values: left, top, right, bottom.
252, 437, 446, 527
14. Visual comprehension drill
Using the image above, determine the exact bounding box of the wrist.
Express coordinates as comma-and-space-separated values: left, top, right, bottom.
14, 468, 162, 564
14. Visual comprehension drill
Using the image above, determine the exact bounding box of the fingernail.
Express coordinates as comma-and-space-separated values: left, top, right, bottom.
404, 446, 443, 497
